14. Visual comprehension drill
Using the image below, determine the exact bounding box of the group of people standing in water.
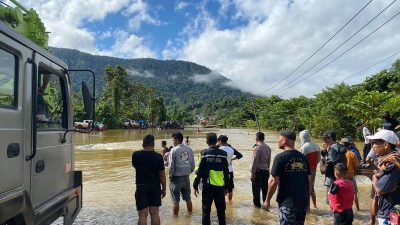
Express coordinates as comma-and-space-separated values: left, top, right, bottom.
131, 111, 400, 225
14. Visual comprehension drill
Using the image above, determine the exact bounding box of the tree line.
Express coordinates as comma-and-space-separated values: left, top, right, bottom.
73, 65, 167, 129
72, 59, 400, 136
214, 59, 400, 139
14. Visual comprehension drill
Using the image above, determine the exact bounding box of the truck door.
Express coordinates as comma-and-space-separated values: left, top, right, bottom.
0, 40, 28, 196
30, 54, 73, 209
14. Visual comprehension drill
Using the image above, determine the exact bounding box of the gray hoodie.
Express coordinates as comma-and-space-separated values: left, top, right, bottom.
168, 144, 195, 177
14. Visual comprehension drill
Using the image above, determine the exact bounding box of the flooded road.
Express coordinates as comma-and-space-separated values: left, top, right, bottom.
64, 128, 372, 224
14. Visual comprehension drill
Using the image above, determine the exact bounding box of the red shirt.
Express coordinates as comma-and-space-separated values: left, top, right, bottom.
306, 151, 320, 172
328, 179, 354, 213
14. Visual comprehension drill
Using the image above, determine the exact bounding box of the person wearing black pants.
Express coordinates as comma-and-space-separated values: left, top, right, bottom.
250, 132, 272, 208
356, 121, 371, 162
252, 169, 269, 207
193, 133, 230, 225
363, 143, 371, 161
202, 185, 226, 225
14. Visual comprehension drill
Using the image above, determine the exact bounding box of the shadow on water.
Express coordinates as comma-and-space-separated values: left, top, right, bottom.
52, 128, 371, 224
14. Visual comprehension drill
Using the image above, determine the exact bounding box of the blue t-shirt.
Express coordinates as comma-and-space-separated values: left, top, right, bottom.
376, 168, 400, 219
350, 146, 362, 162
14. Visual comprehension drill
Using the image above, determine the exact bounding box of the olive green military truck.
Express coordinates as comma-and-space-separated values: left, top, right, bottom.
0, 1, 95, 224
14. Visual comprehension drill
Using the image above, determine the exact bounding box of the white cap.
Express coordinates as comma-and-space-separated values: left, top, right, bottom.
366, 129, 399, 145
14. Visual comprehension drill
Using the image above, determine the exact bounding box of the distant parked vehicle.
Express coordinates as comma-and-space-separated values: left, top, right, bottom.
123, 119, 140, 129
74, 120, 93, 129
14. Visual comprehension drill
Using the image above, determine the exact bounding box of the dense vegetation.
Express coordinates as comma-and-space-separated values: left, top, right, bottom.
54, 47, 400, 138
216, 60, 400, 139
73, 65, 166, 129
51, 48, 247, 101
51, 47, 249, 127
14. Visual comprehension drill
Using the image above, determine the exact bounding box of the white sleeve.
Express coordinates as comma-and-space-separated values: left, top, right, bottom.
363, 127, 371, 142
300, 144, 307, 155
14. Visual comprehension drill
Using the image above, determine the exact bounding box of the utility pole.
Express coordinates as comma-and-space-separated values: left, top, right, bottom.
251, 96, 261, 132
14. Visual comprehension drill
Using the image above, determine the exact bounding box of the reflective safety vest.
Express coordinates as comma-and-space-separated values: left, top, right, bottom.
193, 147, 230, 189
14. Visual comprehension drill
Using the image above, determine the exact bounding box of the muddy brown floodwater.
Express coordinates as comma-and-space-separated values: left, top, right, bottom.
54, 128, 372, 224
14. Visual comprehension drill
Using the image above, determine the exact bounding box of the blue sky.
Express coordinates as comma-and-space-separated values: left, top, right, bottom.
14, 0, 400, 97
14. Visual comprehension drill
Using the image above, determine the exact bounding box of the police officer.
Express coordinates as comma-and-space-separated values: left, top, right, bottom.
193, 133, 229, 225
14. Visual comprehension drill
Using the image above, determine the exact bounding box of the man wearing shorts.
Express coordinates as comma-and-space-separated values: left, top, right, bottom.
168, 132, 195, 215
264, 130, 311, 225
132, 134, 166, 225
300, 130, 320, 209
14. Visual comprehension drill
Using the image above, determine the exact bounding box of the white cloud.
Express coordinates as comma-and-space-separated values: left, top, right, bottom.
10, 0, 400, 98
99, 31, 113, 40
15, 0, 156, 58
230, 0, 276, 21
171, 0, 400, 98
127, 69, 155, 78
99, 30, 155, 58
217, 0, 233, 17
175, 1, 189, 11
123, 0, 161, 31
190, 71, 222, 83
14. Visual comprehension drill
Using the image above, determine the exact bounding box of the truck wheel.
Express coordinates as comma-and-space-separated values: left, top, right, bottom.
78, 125, 83, 129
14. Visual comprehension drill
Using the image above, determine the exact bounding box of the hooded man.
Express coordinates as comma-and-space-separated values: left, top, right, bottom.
300, 130, 320, 209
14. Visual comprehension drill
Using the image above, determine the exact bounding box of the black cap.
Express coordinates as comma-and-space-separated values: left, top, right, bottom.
322, 131, 336, 141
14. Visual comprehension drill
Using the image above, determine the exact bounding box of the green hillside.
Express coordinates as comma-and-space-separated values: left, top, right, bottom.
50, 47, 249, 109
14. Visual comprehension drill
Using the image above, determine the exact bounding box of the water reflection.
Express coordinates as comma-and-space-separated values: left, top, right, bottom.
66, 128, 371, 224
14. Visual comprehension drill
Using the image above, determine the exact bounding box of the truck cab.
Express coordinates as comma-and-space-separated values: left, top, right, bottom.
0, 2, 94, 225
73, 120, 93, 129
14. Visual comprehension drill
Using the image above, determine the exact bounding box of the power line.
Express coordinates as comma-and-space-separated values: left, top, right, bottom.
342, 49, 400, 81
264, 0, 374, 95
0, 1, 11, 7
273, 9, 400, 95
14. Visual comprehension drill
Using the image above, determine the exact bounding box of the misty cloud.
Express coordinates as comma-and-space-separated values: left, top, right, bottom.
127, 69, 155, 78
190, 71, 222, 83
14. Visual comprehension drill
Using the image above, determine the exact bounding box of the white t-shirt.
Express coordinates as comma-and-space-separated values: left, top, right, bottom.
220, 145, 234, 172
363, 127, 371, 144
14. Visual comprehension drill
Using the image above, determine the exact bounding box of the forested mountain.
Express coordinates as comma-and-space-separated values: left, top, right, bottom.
49, 48, 400, 136
50, 47, 249, 108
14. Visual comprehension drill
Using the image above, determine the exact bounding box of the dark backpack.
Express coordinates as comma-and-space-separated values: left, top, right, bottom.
325, 143, 347, 178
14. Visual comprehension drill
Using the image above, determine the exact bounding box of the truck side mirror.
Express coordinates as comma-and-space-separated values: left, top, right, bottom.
61, 69, 96, 144
82, 81, 93, 119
